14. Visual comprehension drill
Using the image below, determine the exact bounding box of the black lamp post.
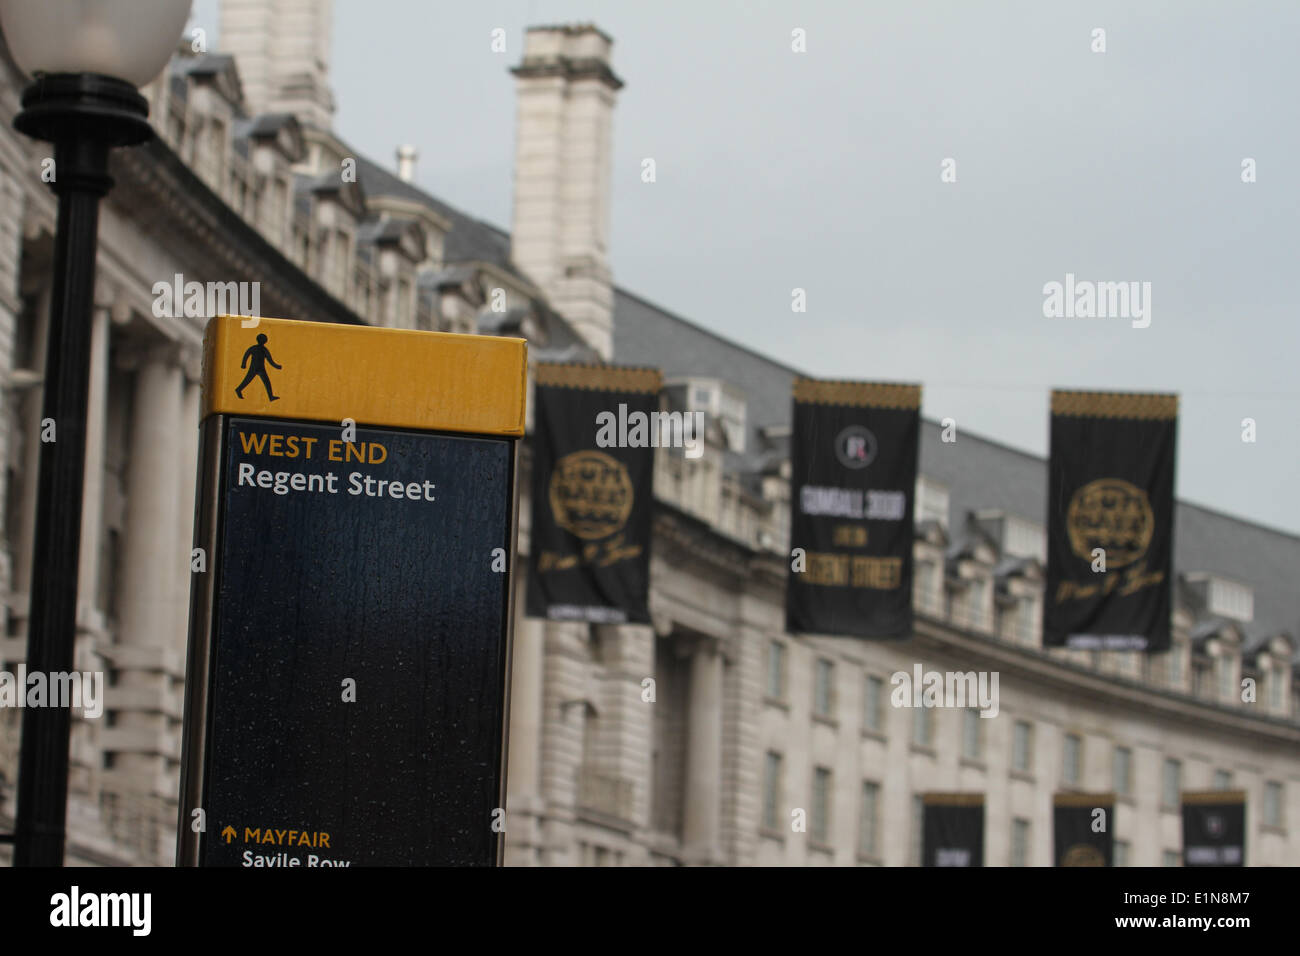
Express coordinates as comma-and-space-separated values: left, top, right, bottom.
0, 1, 192, 866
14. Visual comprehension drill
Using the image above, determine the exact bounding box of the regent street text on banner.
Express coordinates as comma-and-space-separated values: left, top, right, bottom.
922, 793, 984, 867
525, 363, 662, 624
786, 379, 920, 639
1053, 792, 1114, 866
1044, 390, 1177, 652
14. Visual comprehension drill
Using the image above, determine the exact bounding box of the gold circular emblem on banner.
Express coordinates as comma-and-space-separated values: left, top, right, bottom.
549, 450, 635, 540
1066, 478, 1154, 568
1062, 844, 1105, 867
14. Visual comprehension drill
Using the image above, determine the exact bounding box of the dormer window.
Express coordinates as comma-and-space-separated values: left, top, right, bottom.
915, 475, 949, 530
1217, 656, 1234, 703
973, 509, 1045, 562
679, 378, 746, 453
1186, 573, 1254, 622
1016, 595, 1037, 645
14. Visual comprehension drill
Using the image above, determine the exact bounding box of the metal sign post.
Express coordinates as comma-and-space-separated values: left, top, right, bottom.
177, 315, 526, 867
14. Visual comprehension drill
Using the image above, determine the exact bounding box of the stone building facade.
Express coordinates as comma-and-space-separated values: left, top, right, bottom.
0, 5, 1296, 866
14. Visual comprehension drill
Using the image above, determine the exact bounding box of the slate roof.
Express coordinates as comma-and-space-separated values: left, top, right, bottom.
355, 217, 409, 245
353, 155, 529, 285
615, 288, 799, 481
611, 287, 1300, 647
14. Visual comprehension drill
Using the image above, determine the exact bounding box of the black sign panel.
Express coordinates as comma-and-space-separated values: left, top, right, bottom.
1183, 794, 1246, 866
923, 796, 984, 867
197, 417, 513, 867
786, 380, 920, 638
1044, 391, 1177, 652
525, 365, 659, 623
1054, 795, 1114, 866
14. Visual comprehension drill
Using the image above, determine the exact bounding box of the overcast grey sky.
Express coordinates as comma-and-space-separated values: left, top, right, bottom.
195, 1, 1300, 534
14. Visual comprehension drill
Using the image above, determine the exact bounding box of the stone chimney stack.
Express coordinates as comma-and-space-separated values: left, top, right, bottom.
221, 0, 336, 129
396, 145, 418, 182
510, 24, 623, 360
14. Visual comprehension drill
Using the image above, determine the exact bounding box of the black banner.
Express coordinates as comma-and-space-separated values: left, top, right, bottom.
525, 363, 662, 623
923, 794, 984, 867
1182, 791, 1246, 866
1044, 390, 1177, 651
1054, 793, 1114, 866
786, 379, 920, 638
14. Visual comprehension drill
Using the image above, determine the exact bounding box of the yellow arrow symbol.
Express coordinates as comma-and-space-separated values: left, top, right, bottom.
222, 825, 236, 844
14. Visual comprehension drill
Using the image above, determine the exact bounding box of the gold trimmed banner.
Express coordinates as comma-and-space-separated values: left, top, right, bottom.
526, 364, 659, 623
792, 378, 921, 410
1051, 390, 1178, 420
1044, 387, 1177, 652
923, 793, 985, 807
1054, 792, 1115, 807
923, 794, 984, 866
1182, 790, 1248, 806
787, 378, 920, 638
534, 362, 662, 394
1054, 793, 1115, 865
1182, 792, 1246, 866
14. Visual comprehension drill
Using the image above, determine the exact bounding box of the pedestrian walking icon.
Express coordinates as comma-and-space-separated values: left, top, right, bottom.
235, 333, 281, 401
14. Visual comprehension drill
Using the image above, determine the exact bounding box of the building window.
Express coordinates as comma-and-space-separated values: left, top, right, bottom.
397, 276, 412, 328
915, 560, 936, 612
859, 781, 880, 857
1213, 770, 1232, 791
962, 709, 982, 760
1114, 840, 1129, 867
333, 229, 352, 299
1162, 850, 1180, 867
762, 752, 783, 830
1017, 596, 1036, 644
766, 641, 785, 700
1011, 818, 1030, 867
207, 117, 226, 184
864, 675, 884, 733
811, 767, 832, 844
1063, 733, 1082, 786
1207, 576, 1254, 620
813, 658, 835, 719
1113, 746, 1133, 797
962, 577, 990, 630
1012, 720, 1033, 773
1264, 781, 1284, 828
1163, 758, 1182, 810
911, 795, 924, 866
912, 705, 933, 747
1194, 662, 1211, 698
915, 475, 949, 527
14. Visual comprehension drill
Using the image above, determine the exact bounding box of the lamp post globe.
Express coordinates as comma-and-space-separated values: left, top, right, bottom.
0, 0, 193, 867
0, 0, 192, 87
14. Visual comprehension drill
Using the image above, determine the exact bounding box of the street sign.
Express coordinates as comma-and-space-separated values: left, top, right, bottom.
178, 315, 526, 867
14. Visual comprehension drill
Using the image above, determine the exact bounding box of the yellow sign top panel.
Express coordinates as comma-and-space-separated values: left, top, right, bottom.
202, 315, 526, 437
